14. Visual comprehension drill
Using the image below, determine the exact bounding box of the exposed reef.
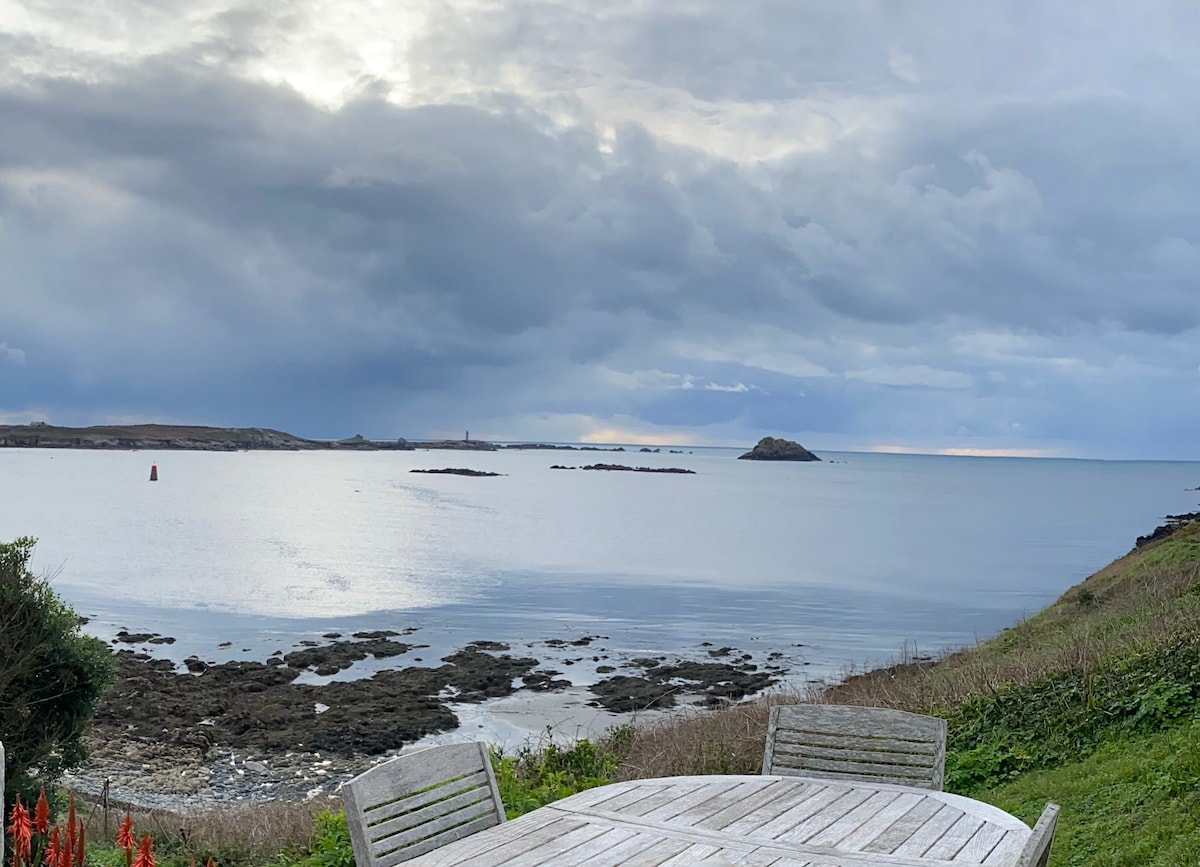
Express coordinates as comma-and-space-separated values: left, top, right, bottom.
551, 464, 696, 474
409, 468, 503, 477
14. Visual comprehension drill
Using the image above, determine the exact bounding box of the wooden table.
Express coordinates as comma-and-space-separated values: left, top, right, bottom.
407, 774, 1032, 866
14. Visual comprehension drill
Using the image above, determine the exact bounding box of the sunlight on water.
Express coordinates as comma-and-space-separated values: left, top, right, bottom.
1, 446, 1196, 672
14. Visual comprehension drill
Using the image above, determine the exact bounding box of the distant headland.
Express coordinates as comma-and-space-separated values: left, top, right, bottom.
0, 422, 497, 452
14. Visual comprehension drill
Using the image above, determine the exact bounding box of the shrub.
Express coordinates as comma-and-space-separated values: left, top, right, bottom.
1, 537, 117, 812
491, 730, 628, 818
271, 809, 353, 867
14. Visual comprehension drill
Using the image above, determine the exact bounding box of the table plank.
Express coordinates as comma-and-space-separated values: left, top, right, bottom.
858, 796, 946, 854
953, 824, 1008, 863
923, 814, 985, 861
639, 778, 752, 823
407, 775, 1031, 867
774, 788, 876, 843
980, 831, 1026, 866
805, 791, 903, 848
410, 816, 603, 866
723, 782, 850, 837
702, 781, 824, 831
889, 805, 965, 858
834, 792, 925, 851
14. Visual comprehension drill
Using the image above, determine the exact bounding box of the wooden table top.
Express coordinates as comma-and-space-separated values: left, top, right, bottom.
407, 774, 1032, 866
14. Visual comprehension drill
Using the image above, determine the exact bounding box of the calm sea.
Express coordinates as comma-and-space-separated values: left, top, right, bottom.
1, 446, 1197, 683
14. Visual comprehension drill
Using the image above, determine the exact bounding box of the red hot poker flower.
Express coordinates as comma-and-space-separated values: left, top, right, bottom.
45, 827, 60, 867
7, 795, 33, 863
63, 797, 76, 865
33, 789, 50, 836
116, 812, 135, 851
131, 834, 155, 867
73, 821, 85, 867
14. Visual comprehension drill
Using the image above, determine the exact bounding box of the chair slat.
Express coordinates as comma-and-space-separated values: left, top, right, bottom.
773, 742, 939, 767
763, 704, 947, 790
774, 730, 940, 754
375, 814, 501, 867
343, 743, 505, 866
368, 788, 498, 848
363, 770, 491, 819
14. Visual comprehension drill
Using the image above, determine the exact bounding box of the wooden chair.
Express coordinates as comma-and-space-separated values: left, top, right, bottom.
341, 742, 506, 867
1017, 802, 1060, 867
762, 704, 947, 790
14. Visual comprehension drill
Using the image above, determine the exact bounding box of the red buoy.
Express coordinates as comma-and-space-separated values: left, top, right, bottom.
150, 463, 158, 482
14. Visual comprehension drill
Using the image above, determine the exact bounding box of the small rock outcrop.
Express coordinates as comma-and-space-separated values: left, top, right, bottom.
737, 436, 820, 462
409, 468, 502, 477
551, 464, 696, 474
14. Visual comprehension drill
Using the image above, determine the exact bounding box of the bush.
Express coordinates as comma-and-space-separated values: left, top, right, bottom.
1, 537, 117, 812
271, 809, 354, 867
491, 730, 629, 818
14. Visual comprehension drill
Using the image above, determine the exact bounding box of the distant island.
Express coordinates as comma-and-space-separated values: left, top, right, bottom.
738, 436, 821, 461
0, 423, 498, 452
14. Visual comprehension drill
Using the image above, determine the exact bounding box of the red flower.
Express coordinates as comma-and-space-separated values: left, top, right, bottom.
44, 827, 60, 867
33, 790, 50, 836
131, 834, 155, 867
7, 795, 33, 864
73, 821, 84, 867
116, 812, 135, 851
61, 804, 75, 867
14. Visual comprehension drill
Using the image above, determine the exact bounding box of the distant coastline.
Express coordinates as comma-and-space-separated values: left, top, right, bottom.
0, 422, 496, 452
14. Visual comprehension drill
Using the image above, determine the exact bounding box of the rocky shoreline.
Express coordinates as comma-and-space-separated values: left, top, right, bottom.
66, 629, 793, 811
0, 423, 498, 452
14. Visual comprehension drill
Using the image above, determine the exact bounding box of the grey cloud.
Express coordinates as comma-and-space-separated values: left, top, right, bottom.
0, 342, 26, 365
2, 1, 1199, 456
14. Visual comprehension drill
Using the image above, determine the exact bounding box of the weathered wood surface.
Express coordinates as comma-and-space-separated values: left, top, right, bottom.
406, 774, 1032, 866
342, 742, 506, 867
1015, 803, 1059, 867
763, 705, 948, 791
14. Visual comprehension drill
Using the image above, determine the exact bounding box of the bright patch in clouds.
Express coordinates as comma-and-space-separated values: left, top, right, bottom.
1, 0, 1199, 459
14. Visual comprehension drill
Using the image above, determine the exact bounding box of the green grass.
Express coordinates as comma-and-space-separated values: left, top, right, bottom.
980, 720, 1200, 865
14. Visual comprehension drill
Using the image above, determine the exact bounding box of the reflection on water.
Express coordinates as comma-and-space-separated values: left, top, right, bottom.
0, 446, 1196, 675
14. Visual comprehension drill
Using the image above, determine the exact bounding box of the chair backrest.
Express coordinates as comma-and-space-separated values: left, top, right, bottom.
762, 704, 947, 790
341, 742, 505, 867
1017, 802, 1060, 867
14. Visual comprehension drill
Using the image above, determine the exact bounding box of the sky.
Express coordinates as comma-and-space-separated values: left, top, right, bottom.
1, 1, 1199, 459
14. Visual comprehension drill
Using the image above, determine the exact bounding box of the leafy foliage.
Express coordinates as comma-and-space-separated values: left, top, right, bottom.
943, 630, 1200, 793
491, 731, 628, 818
272, 809, 354, 867
1, 538, 117, 810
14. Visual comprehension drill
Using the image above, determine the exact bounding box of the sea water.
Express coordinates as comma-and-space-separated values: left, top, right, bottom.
1, 446, 1197, 685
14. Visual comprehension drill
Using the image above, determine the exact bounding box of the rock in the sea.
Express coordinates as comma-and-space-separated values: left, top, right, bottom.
737, 436, 820, 462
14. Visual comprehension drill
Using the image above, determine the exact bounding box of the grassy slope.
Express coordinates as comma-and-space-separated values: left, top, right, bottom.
610, 521, 1200, 865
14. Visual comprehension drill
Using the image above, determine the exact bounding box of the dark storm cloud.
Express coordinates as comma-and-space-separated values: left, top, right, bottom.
1, 1, 1198, 456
